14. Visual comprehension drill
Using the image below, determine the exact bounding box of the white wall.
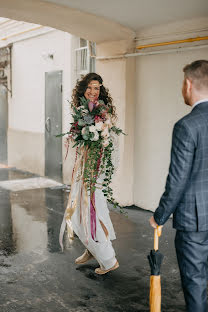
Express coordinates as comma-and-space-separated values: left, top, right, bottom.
62, 35, 80, 184
7, 29, 74, 176
134, 44, 208, 211
9, 30, 72, 133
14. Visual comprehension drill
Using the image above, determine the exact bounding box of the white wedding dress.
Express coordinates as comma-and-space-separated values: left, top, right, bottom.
60, 133, 119, 270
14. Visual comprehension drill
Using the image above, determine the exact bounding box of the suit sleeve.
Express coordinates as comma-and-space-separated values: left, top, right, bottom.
154, 121, 196, 225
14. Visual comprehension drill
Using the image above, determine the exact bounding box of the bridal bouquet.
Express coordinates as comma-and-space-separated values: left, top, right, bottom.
57, 96, 125, 205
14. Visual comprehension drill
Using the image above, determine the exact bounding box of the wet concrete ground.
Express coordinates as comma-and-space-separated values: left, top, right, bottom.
0, 167, 186, 312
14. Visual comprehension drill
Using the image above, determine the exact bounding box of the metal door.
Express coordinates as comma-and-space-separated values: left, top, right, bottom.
45, 71, 62, 182
0, 84, 8, 164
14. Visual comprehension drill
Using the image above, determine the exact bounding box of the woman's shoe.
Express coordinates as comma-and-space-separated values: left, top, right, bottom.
95, 260, 119, 275
75, 249, 94, 264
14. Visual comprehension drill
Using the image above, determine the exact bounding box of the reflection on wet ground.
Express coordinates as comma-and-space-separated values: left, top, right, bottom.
0, 168, 185, 312
0, 167, 37, 181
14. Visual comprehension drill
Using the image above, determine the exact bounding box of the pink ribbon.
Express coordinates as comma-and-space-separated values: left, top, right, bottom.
88, 101, 95, 112
90, 149, 103, 241
90, 191, 96, 241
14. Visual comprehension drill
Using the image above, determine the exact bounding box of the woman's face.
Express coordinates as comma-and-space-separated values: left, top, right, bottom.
84, 80, 100, 101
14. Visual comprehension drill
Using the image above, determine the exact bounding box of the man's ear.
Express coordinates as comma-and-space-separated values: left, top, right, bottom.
186, 78, 192, 93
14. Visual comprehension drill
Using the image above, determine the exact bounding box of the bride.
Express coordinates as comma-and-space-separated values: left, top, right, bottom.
60, 73, 120, 275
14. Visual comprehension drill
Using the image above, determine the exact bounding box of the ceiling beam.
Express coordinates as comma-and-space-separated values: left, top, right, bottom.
0, 0, 135, 43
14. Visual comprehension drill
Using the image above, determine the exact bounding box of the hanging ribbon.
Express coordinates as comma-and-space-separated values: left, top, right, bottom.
59, 147, 81, 250
89, 148, 103, 242
90, 191, 96, 241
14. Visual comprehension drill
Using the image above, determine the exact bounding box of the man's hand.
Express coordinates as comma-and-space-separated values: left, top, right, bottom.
149, 216, 159, 229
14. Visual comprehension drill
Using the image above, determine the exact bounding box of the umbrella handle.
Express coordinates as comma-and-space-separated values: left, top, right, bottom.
154, 226, 162, 251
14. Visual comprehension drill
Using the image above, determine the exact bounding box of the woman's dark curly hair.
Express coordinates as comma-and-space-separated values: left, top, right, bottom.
71, 73, 117, 118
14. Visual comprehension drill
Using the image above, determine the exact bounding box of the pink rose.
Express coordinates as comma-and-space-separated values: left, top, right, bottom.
95, 115, 102, 123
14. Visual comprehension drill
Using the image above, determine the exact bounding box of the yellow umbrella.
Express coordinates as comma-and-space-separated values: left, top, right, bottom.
148, 226, 163, 312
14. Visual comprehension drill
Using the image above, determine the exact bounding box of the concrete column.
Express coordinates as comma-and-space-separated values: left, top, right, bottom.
96, 40, 136, 206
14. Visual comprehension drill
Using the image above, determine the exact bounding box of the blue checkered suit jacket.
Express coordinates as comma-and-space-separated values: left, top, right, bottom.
154, 101, 208, 231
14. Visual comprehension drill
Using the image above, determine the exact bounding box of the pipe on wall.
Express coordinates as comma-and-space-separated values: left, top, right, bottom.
96, 43, 208, 60
136, 36, 208, 50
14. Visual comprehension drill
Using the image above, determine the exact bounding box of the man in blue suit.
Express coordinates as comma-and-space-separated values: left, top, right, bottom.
150, 60, 208, 312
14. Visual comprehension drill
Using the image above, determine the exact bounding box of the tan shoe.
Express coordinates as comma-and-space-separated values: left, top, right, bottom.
75, 249, 94, 264
95, 260, 119, 275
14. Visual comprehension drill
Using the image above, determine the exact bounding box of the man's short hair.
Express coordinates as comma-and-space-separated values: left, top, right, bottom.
183, 60, 208, 90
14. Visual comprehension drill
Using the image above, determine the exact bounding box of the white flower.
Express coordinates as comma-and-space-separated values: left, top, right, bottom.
82, 127, 86, 135
91, 131, 99, 141
103, 139, 109, 147
89, 125, 96, 133
101, 127, 109, 138
95, 121, 104, 131
81, 109, 89, 116
105, 118, 112, 128
77, 105, 84, 110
